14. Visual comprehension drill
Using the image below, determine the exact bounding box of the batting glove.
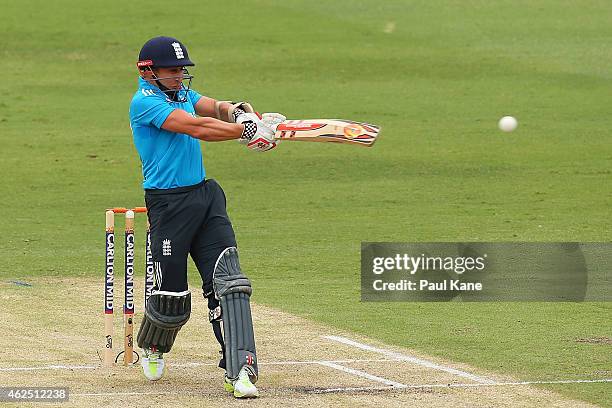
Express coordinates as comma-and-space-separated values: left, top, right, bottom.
261, 112, 286, 131
236, 113, 278, 152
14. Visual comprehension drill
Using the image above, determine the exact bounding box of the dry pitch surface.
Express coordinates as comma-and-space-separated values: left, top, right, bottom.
0, 278, 598, 407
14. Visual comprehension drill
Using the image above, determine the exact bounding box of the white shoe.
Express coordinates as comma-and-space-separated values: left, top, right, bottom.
225, 366, 258, 398
141, 348, 165, 381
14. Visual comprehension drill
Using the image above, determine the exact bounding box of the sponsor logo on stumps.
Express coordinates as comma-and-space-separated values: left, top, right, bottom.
124, 233, 135, 313
105, 232, 114, 313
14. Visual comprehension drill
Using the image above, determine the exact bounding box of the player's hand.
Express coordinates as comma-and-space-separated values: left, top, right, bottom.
234, 112, 260, 126
261, 112, 286, 131
236, 113, 279, 152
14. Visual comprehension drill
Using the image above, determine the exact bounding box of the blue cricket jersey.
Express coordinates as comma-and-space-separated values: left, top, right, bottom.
129, 77, 205, 189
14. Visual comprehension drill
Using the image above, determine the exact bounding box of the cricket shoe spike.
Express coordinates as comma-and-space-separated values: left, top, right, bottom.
141, 348, 165, 381
226, 365, 258, 398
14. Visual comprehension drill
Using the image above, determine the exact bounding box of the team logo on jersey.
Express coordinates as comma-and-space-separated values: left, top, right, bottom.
162, 239, 172, 256
171, 42, 184, 59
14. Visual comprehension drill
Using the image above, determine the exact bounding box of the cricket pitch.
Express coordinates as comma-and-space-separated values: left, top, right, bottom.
0, 278, 599, 407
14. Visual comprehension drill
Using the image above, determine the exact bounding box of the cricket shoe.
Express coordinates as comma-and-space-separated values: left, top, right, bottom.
141, 348, 165, 381
224, 366, 258, 398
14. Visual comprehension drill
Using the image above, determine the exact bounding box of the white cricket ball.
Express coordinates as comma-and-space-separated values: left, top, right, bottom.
498, 116, 518, 132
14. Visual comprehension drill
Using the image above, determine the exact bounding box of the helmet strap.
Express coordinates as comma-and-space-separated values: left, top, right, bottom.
140, 67, 190, 102
154, 79, 180, 101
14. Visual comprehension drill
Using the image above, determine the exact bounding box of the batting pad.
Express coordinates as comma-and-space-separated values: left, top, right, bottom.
213, 247, 258, 381
137, 290, 191, 353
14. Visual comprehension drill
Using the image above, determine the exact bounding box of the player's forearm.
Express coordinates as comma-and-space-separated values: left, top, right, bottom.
161, 109, 246, 141
194, 97, 233, 122
214, 101, 232, 122
189, 117, 243, 141
195, 98, 256, 123
212, 101, 246, 123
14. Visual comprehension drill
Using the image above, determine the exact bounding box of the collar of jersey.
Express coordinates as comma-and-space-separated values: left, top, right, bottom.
139, 77, 159, 91
139, 77, 174, 101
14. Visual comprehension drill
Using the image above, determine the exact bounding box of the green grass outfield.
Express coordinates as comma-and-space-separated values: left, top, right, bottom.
1, 0, 611, 406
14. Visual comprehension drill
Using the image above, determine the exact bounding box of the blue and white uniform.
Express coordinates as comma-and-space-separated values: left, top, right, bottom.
129, 76, 236, 317
130, 77, 205, 189
132, 36, 259, 393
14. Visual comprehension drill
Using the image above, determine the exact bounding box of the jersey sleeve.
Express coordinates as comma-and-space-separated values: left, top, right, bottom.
130, 94, 175, 129
187, 88, 203, 107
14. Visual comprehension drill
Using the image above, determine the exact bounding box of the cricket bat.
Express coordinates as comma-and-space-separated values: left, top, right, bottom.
274, 119, 380, 147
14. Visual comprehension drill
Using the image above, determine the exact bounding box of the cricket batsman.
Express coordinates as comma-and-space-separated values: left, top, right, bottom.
129, 36, 283, 398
